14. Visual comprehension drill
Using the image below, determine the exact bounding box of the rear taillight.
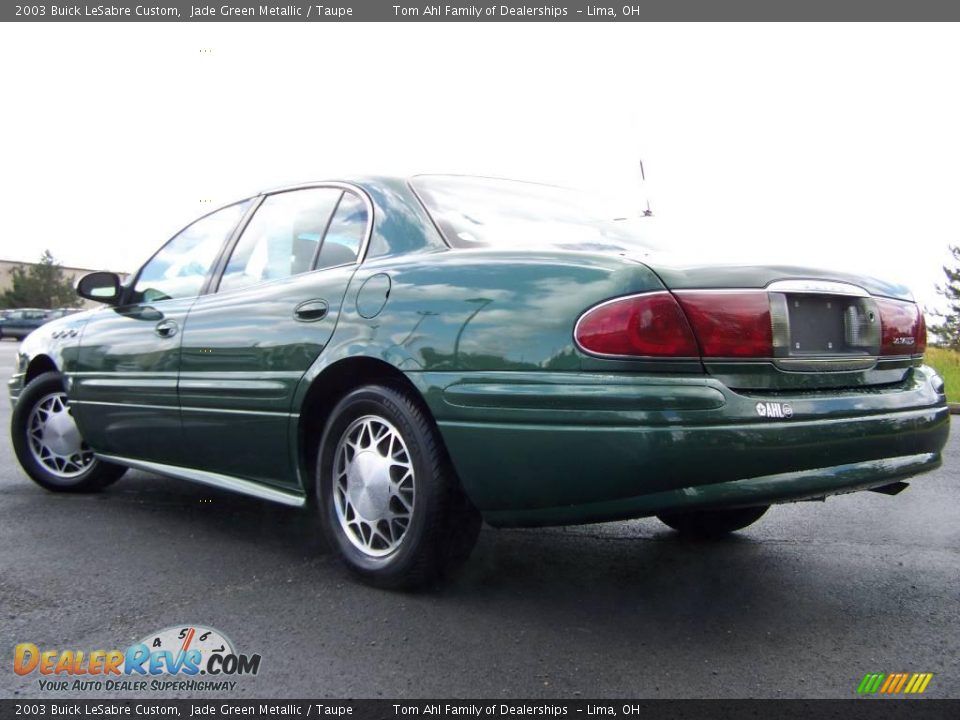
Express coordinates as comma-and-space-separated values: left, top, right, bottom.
576, 290, 925, 361
674, 292, 772, 358
574, 292, 699, 357
876, 298, 926, 355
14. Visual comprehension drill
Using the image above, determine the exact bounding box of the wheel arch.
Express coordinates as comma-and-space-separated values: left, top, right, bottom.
295, 356, 437, 498
25, 354, 59, 384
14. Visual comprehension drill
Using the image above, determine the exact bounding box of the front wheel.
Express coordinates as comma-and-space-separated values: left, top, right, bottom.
11, 371, 126, 493
316, 384, 481, 589
657, 505, 770, 538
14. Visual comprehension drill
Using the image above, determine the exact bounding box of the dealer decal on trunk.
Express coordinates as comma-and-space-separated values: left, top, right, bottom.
755, 401, 794, 419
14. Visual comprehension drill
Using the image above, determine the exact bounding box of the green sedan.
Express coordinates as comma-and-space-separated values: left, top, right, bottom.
7, 176, 949, 588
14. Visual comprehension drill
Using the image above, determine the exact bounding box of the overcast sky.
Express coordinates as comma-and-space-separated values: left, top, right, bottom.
1, 22, 958, 314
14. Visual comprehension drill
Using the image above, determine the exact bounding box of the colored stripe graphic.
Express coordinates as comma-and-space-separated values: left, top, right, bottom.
892, 674, 909, 693
879, 674, 898, 693
913, 673, 933, 694
857, 673, 885, 694
858, 672, 933, 694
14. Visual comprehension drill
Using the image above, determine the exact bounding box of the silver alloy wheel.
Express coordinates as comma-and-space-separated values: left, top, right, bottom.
333, 414, 415, 557
27, 391, 94, 479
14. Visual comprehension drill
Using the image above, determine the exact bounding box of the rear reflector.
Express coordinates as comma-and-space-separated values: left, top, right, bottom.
875, 298, 927, 355
574, 292, 699, 357
674, 292, 772, 358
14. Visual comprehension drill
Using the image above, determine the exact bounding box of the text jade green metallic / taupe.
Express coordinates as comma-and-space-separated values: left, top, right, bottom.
7, 175, 950, 588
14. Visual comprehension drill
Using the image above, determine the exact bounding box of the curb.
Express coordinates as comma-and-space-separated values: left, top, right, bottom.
950, 403, 960, 415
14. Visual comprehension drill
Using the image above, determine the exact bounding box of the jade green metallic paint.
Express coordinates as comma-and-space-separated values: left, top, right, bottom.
177, 262, 357, 489
69, 299, 195, 465
7, 176, 950, 529
420, 367, 947, 525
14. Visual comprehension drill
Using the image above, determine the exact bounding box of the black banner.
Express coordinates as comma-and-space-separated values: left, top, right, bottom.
2, 700, 960, 720
5, 0, 960, 22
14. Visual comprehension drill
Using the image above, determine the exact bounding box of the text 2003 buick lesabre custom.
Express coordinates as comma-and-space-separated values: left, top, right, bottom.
7, 176, 949, 587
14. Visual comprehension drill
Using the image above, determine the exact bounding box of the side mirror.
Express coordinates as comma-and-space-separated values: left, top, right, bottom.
76, 272, 122, 305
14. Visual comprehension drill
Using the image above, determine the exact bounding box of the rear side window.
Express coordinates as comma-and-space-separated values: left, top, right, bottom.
218, 188, 341, 293
316, 192, 368, 269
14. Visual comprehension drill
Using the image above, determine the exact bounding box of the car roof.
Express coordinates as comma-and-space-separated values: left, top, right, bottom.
258, 176, 399, 196
259, 174, 563, 196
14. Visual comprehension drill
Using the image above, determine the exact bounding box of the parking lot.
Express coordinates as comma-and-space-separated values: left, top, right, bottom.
0, 338, 957, 699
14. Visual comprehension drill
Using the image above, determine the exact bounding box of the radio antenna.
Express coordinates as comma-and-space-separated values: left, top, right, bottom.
639, 160, 653, 217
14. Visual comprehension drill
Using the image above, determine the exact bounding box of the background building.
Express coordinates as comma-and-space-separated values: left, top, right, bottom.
0, 258, 128, 309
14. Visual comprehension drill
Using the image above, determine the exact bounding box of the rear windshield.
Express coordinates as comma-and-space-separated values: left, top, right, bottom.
411, 175, 658, 253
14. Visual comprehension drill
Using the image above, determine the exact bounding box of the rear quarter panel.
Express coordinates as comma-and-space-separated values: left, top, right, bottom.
295, 248, 669, 393
290, 247, 673, 489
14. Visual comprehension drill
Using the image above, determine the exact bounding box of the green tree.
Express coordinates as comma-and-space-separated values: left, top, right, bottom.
1, 250, 79, 309
931, 245, 960, 349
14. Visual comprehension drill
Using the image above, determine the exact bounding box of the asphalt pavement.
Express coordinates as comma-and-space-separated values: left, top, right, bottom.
0, 340, 957, 699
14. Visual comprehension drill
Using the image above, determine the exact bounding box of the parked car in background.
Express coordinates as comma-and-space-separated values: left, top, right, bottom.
6, 175, 950, 589
0, 308, 51, 340
44, 308, 82, 321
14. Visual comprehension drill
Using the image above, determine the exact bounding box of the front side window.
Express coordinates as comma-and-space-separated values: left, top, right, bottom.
218, 188, 342, 293
133, 201, 249, 303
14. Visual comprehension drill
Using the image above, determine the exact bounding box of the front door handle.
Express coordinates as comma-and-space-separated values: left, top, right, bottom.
294, 299, 329, 322
154, 319, 179, 338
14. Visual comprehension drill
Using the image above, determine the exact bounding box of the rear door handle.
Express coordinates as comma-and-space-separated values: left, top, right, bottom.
154, 319, 179, 338
294, 299, 329, 322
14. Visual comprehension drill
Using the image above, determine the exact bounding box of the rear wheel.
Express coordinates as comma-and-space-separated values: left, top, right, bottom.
11, 371, 126, 493
657, 505, 769, 537
316, 384, 481, 589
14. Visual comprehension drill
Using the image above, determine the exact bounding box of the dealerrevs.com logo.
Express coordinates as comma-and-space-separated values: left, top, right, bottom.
14, 625, 261, 693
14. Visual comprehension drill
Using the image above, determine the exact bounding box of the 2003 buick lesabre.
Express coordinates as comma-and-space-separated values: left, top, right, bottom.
7, 175, 950, 587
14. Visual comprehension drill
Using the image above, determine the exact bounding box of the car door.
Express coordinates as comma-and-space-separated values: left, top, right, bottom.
177, 186, 370, 490
70, 200, 251, 465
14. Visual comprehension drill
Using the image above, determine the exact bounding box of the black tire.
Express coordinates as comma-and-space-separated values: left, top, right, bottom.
316, 384, 481, 590
11, 371, 126, 493
657, 505, 769, 538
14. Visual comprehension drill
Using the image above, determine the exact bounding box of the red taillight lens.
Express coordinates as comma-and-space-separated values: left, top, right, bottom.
674, 292, 772, 358
574, 292, 699, 357
876, 298, 926, 355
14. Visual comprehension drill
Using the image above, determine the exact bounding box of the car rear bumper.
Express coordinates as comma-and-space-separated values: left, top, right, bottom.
484, 451, 942, 527
412, 365, 950, 527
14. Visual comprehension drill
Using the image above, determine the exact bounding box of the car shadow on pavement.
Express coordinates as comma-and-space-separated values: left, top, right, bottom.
76, 470, 861, 627
6, 466, 951, 699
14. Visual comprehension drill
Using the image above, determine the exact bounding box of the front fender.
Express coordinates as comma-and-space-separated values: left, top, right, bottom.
8, 311, 96, 405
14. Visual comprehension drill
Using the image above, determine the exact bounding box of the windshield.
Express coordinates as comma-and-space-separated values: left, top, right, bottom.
411, 175, 658, 253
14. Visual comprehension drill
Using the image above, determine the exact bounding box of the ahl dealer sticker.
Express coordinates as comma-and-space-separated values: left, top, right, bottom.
755, 401, 794, 419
